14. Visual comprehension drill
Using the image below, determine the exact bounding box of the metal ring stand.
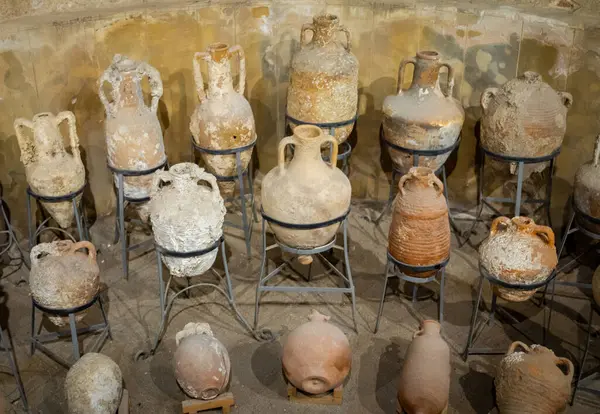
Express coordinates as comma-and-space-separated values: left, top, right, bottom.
374, 252, 449, 333
285, 113, 356, 176
109, 161, 167, 279
26, 184, 88, 249
191, 138, 258, 258
463, 264, 556, 361
30, 294, 111, 369
0, 198, 29, 271
254, 208, 358, 333
0, 323, 28, 411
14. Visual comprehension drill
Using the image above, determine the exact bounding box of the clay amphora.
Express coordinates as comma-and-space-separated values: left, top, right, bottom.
397, 320, 450, 414
287, 14, 358, 144
282, 310, 351, 394
495, 341, 573, 414
481, 71, 572, 159
30, 240, 99, 326
388, 167, 450, 276
383, 51, 464, 173
261, 125, 351, 249
149, 163, 225, 277
574, 134, 600, 233
479, 217, 557, 302
65, 353, 123, 414
190, 43, 256, 197
173, 322, 230, 400
14, 111, 85, 229
99, 54, 166, 200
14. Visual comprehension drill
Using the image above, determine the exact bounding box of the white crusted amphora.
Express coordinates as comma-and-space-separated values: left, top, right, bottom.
574, 134, 600, 233
14, 111, 85, 228
149, 163, 225, 277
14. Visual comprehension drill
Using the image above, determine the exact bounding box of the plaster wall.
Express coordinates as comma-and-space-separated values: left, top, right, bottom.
0, 0, 599, 231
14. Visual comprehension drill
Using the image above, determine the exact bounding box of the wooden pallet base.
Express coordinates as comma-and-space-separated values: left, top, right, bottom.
119, 389, 129, 414
287, 383, 343, 405
182, 392, 235, 414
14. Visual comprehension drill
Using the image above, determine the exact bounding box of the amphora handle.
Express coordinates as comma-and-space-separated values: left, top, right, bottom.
55, 111, 81, 162
193, 51, 210, 103
13, 118, 35, 166
490, 216, 512, 236
69, 241, 97, 261
397, 58, 417, 94
229, 45, 246, 95
138, 62, 163, 114
507, 341, 531, 354
481, 87, 499, 114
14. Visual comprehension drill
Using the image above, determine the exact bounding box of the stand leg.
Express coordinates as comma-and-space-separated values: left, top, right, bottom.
439, 268, 446, 324
0, 327, 28, 411
73, 198, 84, 241
342, 219, 358, 333
514, 161, 524, 217
1, 202, 29, 270
544, 273, 558, 344
157, 251, 165, 315
374, 170, 398, 225
541, 210, 575, 307
221, 241, 235, 303
572, 305, 594, 405
98, 295, 112, 340
26, 192, 34, 249
254, 219, 267, 330
117, 174, 128, 279
489, 293, 497, 326
463, 276, 485, 361
546, 158, 555, 227
29, 305, 36, 356
236, 153, 252, 258
69, 313, 80, 361
374, 260, 391, 334
248, 155, 258, 223
463, 150, 486, 241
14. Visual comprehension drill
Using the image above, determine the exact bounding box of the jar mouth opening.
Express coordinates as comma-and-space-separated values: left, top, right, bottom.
314, 14, 339, 25
409, 166, 434, 177
168, 162, 198, 178
417, 50, 440, 60
208, 42, 229, 52
293, 125, 322, 140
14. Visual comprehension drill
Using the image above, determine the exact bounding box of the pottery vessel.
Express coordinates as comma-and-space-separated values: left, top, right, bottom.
397, 320, 450, 414
149, 163, 225, 277
99, 54, 166, 200
479, 217, 557, 302
173, 322, 230, 400
287, 14, 358, 144
282, 310, 351, 395
388, 167, 450, 276
495, 341, 573, 414
261, 125, 351, 249
30, 240, 99, 326
481, 71, 572, 159
66, 353, 123, 414
190, 43, 256, 197
574, 134, 600, 233
14, 111, 85, 228
383, 51, 464, 173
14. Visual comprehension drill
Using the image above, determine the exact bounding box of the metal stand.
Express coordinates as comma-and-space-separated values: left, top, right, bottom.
374, 252, 448, 333
463, 265, 555, 361
0, 324, 28, 411
254, 209, 358, 333
570, 304, 600, 404
26, 184, 88, 249
0, 198, 28, 270
109, 161, 167, 279
192, 139, 258, 258
285, 113, 356, 176
30, 295, 111, 369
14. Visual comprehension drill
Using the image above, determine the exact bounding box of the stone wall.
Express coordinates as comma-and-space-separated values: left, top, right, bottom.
0, 0, 599, 231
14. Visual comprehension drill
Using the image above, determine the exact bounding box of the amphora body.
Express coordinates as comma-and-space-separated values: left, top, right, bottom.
574, 134, 600, 232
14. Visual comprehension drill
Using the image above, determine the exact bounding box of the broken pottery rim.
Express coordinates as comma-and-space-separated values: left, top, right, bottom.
417, 50, 440, 61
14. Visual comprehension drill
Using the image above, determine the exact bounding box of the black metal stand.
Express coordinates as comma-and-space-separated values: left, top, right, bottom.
26, 184, 88, 249
374, 252, 449, 333
192, 139, 258, 258
0, 198, 28, 271
0, 324, 28, 411
254, 208, 358, 333
109, 161, 167, 279
30, 295, 111, 369
570, 304, 600, 404
463, 265, 556, 361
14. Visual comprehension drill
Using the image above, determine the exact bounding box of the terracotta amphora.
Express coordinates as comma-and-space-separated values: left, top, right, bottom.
149, 163, 226, 277
287, 14, 359, 144
481, 71, 572, 159
282, 310, 351, 395
479, 217, 557, 302
388, 167, 450, 276
261, 125, 351, 249
29, 240, 99, 326
495, 341, 573, 414
66, 353, 123, 414
574, 134, 600, 233
173, 323, 231, 400
99, 54, 166, 200
14, 111, 85, 229
397, 320, 450, 414
383, 51, 464, 173
190, 43, 256, 197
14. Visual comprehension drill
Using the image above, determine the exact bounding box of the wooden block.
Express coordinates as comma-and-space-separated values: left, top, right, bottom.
182, 392, 235, 414
287, 383, 343, 406
118, 389, 129, 414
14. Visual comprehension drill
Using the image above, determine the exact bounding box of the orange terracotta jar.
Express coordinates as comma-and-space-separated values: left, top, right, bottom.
388, 167, 450, 276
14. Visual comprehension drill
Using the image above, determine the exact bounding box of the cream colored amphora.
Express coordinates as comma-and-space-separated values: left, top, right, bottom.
14, 111, 85, 229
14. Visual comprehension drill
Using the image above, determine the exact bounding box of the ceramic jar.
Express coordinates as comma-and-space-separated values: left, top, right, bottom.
397, 320, 450, 414
173, 322, 230, 400
14, 111, 85, 229
149, 163, 225, 277
574, 134, 600, 233
190, 43, 256, 197
481, 71, 572, 158
479, 217, 557, 302
388, 167, 450, 276
30, 240, 99, 326
99, 54, 166, 200
261, 125, 351, 249
495, 341, 573, 414
287, 14, 358, 144
383, 51, 464, 173
282, 310, 351, 394
66, 353, 123, 414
